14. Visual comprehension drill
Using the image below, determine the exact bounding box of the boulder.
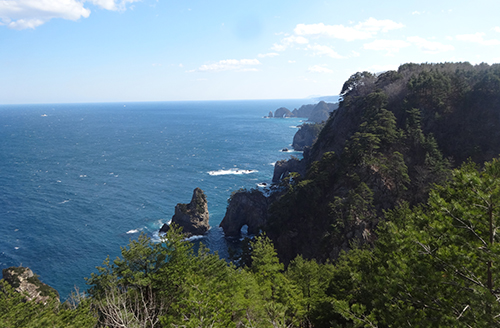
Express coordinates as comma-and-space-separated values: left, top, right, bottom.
160, 188, 210, 237
2, 266, 59, 304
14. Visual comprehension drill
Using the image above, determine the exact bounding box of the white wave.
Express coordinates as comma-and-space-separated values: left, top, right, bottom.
126, 226, 145, 234
269, 162, 275, 166
41, 114, 47, 117
289, 125, 299, 128
59, 199, 70, 204
257, 182, 269, 188
208, 168, 258, 176
184, 235, 206, 241
14, 247, 19, 250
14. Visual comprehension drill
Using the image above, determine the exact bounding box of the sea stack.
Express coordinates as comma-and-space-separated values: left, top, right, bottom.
160, 188, 210, 237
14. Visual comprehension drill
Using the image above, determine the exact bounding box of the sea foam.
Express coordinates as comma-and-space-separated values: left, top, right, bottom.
208, 168, 258, 176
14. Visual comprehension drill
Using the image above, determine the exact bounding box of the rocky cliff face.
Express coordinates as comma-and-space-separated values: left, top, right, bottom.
265, 63, 500, 264
292, 123, 324, 151
272, 157, 305, 183
2, 266, 59, 304
160, 188, 210, 237
219, 189, 269, 236
307, 101, 338, 123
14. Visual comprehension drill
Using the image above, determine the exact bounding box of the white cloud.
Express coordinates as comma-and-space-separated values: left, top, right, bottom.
307, 44, 344, 59
272, 35, 309, 51
456, 32, 500, 45
0, 0, 140, 29
197, 59, 261, 72
364, 39, 411, 56
258, 52, 279, 58
308, 65, 333, 73
494, 27, 500, 33
288, 60, 296, 63
294, 18, 404, 41
407, 36, 454, 54
87, 0, 141, 11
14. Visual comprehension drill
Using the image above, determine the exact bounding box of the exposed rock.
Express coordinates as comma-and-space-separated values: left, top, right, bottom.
272, 157, 306, 182
292, 123, 324, 151
267, 111, 273, 118
2, 266, 59, 304
220, 189, 269, 236
160, 188, 210, 237
274, 107, 293, 118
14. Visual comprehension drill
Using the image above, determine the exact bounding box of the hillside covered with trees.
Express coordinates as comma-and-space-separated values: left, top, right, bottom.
2, 62, 500, 327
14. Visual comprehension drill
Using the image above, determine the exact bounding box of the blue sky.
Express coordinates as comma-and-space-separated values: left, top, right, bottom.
1, 0, 500, 104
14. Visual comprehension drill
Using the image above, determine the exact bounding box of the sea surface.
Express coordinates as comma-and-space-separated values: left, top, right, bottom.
0, 99, 308, 298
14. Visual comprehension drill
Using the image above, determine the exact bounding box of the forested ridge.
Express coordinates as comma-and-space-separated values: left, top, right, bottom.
3, 62, 500, 327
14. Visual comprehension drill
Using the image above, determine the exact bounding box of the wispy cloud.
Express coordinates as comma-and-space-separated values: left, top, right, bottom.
294, 18, 404, 41
307, 44, 344, 58
456, 32, 500, 45
308, 65, 333, 73
364, 39, 411, 56
197, 59, 261, 72
407, 36, 454, 54
258, 53, 279, 58
272, 35, 309, 52
0, 0, 140, 29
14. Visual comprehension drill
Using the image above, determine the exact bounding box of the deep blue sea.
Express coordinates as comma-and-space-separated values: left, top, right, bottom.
0, 100, 307, 299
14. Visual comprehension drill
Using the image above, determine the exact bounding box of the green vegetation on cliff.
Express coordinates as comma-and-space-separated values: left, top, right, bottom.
267, 62, 500, 264
3, 62, 500, 327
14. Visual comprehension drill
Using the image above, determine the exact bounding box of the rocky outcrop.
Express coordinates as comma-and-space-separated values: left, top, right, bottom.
272, 157, 306, 182
2, 266, 59, 304
160, 188, 210, 237
292, 123, 324, 151
308, 101, 338, 123
220, 189, 269, 236
274, 107, 293, 118
292, 104, 315, 118
269, 102, 338, 121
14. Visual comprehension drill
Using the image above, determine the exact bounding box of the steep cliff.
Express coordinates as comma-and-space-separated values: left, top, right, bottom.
264, 62, 500, 264
291, 123, 324, 151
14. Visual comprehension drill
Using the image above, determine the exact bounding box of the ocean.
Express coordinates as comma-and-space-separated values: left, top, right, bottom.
0, 99, 307, 299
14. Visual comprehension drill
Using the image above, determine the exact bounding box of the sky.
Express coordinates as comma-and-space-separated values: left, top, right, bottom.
1, 0, 500, 104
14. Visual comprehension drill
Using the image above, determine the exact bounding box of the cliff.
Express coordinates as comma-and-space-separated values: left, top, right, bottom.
228, 62, 500, 265
291, 122, 324, 151
267, 62, 500, 264
2, 266, 59, 304
160, 188, 210, 237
